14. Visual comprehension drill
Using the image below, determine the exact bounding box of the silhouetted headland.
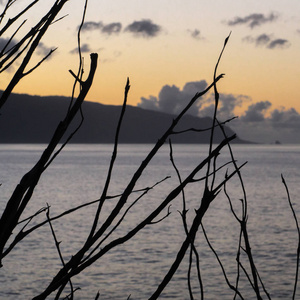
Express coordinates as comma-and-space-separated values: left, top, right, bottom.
0, 92, 250, 144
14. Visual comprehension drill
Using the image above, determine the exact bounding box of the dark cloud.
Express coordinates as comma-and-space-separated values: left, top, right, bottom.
267, 38, 290, 49
101, 22, 122, 35
138, 80, 207, 116
139, 81, 300, 143
139, 81, 248, 120
255, 33, 271, 46
0, 37, 17, 53
243, 34, 271, 46
81, 21, 122, 35
240, 101, 272, 122
227, 13, 278, 29
138, 95, 159, 112
125, 19, 162, 38
270, 107, 300, 129
198, 94, 245, 121
81, 21, 103, 31
231, 104, 300, 143
188, 29, 203, 40
1, 38, 53, 57
81, 20, 161, 38
70, 43, 91, 54
243, 34, 290, 49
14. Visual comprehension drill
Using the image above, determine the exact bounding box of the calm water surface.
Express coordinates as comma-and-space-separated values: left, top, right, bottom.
0, 144, 299, 299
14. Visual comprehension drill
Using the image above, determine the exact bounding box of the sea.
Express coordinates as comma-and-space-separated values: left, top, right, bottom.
0, 143, 299, 300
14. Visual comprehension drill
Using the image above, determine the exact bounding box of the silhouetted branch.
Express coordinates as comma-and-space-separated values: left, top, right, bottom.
0, 52, 98, 266
169, 139, 203, 299
33, 135, 235, 299
0, 19, 26, 57
0, 0, 39, 34
23, 47, 57, 76
46, 204, 75, 299
282, 174, 300, 300
88, 77, 131, 241
82, 176, 171, 263
171, 116, 237, 135
201, 222, 245, 299
0, 0, 69, 109
205, 32, 231, 192
2, 8, 290, 297
149, 138, 241, 300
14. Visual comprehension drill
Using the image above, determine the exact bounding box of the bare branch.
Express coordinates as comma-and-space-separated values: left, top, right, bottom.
282, 174, 300, 300
201, 222, 245, 299
0, 0, 39, 32
23, 47, 57, 76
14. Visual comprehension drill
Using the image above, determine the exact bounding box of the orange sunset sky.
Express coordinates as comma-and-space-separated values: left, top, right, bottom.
1, 0, 300, 143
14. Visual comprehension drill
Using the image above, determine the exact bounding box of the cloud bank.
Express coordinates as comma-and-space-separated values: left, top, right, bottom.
138, 80, 208, 116
138, 81, 300, 143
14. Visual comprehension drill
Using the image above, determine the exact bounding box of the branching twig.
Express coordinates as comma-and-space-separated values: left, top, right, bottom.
201, 222, 245, 299
282, 174, 300, 300
0, 52, 98, 266
46, 204, 75, 299
169, 139, 203, 299
171, 116, 237, 135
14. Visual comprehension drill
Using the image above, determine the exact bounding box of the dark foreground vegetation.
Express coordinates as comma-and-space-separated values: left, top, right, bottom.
0, 1, 299, 299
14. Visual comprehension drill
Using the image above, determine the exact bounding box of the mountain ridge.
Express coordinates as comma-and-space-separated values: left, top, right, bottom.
0, 92, 249, 144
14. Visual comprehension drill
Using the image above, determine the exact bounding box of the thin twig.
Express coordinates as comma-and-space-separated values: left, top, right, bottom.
46, 204, 75, 299
201, 223, 245, 299
282, 174, 300, 300
169, 139, 203, 299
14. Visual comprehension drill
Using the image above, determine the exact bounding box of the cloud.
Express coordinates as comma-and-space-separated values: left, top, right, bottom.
138, 81, 248, 120
138, 80, 207, 116
70, 43, 91, 54
101, 22, 122, 35
81, 21, 103, 31
139, 81, 300, 143
188, 29, 204, 40
198, 94, 246, 121
267, 38, 290, 49
240, 101, 272, 122
227, 13, 278, 29
0, 38, 53, 58
243, 34, 290, 49
232, 102, 300, 143
138, 95, 159, 112
0, 37, 17, 53
81, 20, 161, 38
270, 107, 300, 129
125, 19, 162, 38
36, 42, 54, 56
255, 33, 271, 46
81, 21, 122, 35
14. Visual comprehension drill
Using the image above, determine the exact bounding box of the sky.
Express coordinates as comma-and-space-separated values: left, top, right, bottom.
1, 0, 300, 143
